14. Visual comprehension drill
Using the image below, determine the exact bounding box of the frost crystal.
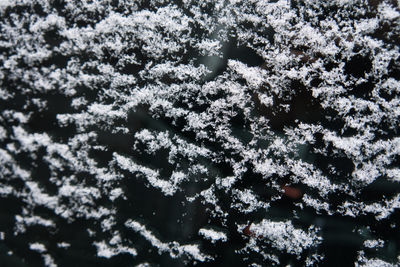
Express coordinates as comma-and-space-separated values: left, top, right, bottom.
0, 0, 399, 266
198, 228, 228, 243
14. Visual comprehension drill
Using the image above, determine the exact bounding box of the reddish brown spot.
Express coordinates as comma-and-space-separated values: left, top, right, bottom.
282, 185, 303, 199
243, 224, 254, 237
242, 224, 263, 238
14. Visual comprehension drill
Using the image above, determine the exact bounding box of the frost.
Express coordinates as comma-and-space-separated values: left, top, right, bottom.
363, 239, 384, 249
94, 240, 137, 259
0, 0, 399, 266
15, 214, 55, 234
109, 188, 124, 201
125, 220, 212, 262
232, 189, 270, 213
242, 219, 322, 256
29, 243, 57, 267
378, 2, 400, 21
198, 228, 228, 243
228, 60, 266, 89
113, 152, 182, 196
356, 251, 397, 267
57, 242, 70, 249
30, 243, 47, 253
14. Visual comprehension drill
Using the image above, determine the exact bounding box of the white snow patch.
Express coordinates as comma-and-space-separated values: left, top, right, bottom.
114, 153, 183, 196
125, 220, 212, 262
94, 240, 137, 259
198, 228, 228, 243
243, 219, 322, 256
364, 239, 384, 249
30, 243, 47, 253
57, 242, 71, 248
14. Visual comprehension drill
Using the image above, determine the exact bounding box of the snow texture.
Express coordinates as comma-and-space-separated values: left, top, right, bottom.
0, 0, 399, 266
198, 227, 228, 243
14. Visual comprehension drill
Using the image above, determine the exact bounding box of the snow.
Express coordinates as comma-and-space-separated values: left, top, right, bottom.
94, 240, 137, 259
125, 220, 212, 262
30, 243, 47, 253
364, 239, 384, 249
15, 214, 56, 233
57, 242, 70, 248
113, 152, 181, 196
198, 228, 228, 243
0, 0, 399, 265
356, 251, 397, 267
243, 219, 322, 256
29, 243, 57, 266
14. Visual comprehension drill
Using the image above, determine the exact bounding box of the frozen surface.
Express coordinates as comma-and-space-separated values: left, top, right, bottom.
0, 0, 399, 266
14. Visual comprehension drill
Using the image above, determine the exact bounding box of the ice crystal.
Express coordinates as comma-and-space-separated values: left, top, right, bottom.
0, 0, 399, 266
